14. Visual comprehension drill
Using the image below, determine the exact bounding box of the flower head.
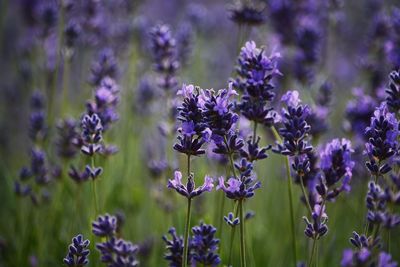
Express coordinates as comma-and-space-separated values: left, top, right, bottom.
167, 171, 213, 199
63, 234, 90, 267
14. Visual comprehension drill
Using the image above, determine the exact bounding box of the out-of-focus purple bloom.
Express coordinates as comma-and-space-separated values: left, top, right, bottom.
229, 2, 266, 26
96, 237, 139, 267
68, 165, 90, 183
341, 248, 371, 267
176, 22, 193, 67
191, 223, 221, 266
167, 171, 213, 199
378, 252, 398, 267
87, 77, 120, 131
88, 48, 119, 86
386, 69, 400, 112
149, 24, 179, 92
56, 118, 80, 159
365, 102, 399, 176
345, 88, 378, 140
29, 91, 47, 141
92, 214, 117, 238
63, 234, 90, 267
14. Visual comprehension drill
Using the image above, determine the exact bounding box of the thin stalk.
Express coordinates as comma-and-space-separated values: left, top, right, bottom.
183, 155, 191, 267
183, 198, 192, 267
224, 136, 238, 178
300, 176, 313, 216
228, 202, 239, 266
91, 156, 99, 216
308, 238, 317, 267
271, 126, 298, 265
252, 122, 258, 145
239, 200, 246, 267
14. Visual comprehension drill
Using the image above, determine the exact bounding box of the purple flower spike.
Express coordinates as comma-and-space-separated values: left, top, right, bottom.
63, 234, 90, 267
167, 171, 214, 199
92, 214, 117, 238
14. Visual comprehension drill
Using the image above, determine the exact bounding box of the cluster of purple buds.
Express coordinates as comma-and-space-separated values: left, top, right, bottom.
303, 204, 328, 240
240, 137, 270, 162
229, 2, 266, 26
341, 249, 397, 267
176, 22, 193, 67
307, 82, 332, 138
56, 118, 80, 159
233, 41, 281, 127
80, 113, 103, 164
89, 48, 119, 86
345, 88, 378, 140
93, 214, 139, 267
217, 159, 261, 200
63, 234, 90, 267
190, 223, 221, 266
174, 84, 209, 156
366, 182, 400, 229
149, 24, 179, 92
28, 91, 47, 141
365, 103, 399, 176
317, 138, 355, 201
349, 231, 380, 250
167, 171, 213, 199
86, 76, 120, 131
224, 212, 240, 227
274, 90, 313, 156
386, 69, 400, 113
162, 227, 188, 267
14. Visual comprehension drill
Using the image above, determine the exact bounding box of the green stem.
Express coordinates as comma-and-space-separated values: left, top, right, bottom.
252, 122, 258, 145
308, 238, 317, 267
228, 202, 239, 266
239, 200, 246, 267
300, 176, 313, 216
224, 136, 238, 178
183, 198, 192, 267
91, 156, 99, 216
183, 155, 192, 267
271, 126, 298, 266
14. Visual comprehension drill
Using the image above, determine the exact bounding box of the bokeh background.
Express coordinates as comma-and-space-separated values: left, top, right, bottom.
0, 0, 399, 266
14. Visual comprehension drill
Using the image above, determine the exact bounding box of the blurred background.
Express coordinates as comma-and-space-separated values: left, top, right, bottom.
0, 0, 399, 266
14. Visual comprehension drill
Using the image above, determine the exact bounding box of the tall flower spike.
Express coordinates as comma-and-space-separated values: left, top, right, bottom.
191, 223, 221, 266
318, 138, 355, 200
149, 24, 179, 91
233, 41, 281, 126
365, 102, 399, 176
63, 234, 90, 267
167, 171, 213, 199
89, 48, 119, 86
162, 227, 189, 267
274, 90, 313, 156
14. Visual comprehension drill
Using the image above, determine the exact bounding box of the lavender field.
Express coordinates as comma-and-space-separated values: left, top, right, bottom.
0, 0, 400, 266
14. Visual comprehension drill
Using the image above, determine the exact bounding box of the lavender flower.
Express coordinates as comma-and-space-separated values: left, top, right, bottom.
92, 214, 117, 238
224, 212, 240, 227
86, 77, 120, 131
167, 171, 213, 199
386, 69, 400, 112
365, 103, 399, 176
233, 41, 281, 126
96, 237, 139, 267
80, 113, 103, 156
149, 24, 179, 92
89, 48, 119, 86
68, 165, 90, 183
176, 22, 193, 67
274, 90, 313, 156
63, 234, 90, 267
317, 138, 355, 200
56, 118, 80, 159
217, 160, 261, 200
29, 91, 47, 141
303, 204, 328, 240
162, 227, 189, 267
229, 2, 266, 26
191, 223, 221, 266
